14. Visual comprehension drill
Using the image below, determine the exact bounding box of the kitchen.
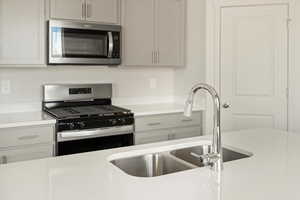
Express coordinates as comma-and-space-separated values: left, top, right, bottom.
1, 0, 300, 199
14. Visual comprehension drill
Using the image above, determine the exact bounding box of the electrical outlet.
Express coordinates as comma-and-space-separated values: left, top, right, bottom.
149, 78, 157, 89
1, 80, 11, 94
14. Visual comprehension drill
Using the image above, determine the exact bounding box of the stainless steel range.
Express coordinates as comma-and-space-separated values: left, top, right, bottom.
42, 84, 134, 156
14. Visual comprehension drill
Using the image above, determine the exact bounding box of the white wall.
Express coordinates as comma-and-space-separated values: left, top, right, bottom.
0, 66, 175, 113
174, 0, 206, 106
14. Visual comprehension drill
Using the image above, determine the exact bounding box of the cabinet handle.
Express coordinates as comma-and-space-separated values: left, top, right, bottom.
152, 51, 154, 64
148, 122, 161, 126
86, 2, 92, 18
153, 51, 157, 64
82, 2, 86, 19
18, 135, 39, 140
157, 51, 160, 64
182, 119, 193, 122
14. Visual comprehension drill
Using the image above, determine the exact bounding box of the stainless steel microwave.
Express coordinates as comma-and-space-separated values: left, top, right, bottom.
48, 20, 121, 65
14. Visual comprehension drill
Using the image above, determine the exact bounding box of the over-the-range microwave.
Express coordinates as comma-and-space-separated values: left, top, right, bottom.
48, 20, 121, 65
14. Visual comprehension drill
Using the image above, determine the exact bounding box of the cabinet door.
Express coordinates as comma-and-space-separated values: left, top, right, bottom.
155, 0, 185, 66
86, 0, 119, 24
122, 0, 155, 66
135, 130, 170, 145
0, 0, 45, 65
50, 0, 84, 20
0, 144, 53, 165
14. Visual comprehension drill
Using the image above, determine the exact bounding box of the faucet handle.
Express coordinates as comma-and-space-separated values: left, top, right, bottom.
190, 152, 221, 166
222, 103, 231, 109
184, 100, 193, 117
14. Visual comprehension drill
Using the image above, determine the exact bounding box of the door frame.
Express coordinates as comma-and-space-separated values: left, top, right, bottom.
204, 0, 294, 134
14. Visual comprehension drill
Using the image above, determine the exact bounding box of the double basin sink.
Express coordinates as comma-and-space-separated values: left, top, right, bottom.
111, 144, 252, 177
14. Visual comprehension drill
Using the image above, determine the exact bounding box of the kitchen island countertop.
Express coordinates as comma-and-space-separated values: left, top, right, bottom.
0, 129, 299, 200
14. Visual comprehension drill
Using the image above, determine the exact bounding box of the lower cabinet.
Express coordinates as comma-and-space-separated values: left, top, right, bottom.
135, 130, 170, 145
0, 124, 55, 165
169, 126, 202, 140
134, 112, 203, 145
0, 144, 53, 164
135, 126, 201, 145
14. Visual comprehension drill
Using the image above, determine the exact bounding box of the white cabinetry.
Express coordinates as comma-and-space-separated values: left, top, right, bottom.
0, 144, 53, 164
122, 0, 185, 67
50, 0, 84, 21
135, 112, 202, 145
0, 0, 45, 66
86, 0, 119, 24
155, 0, 185, 66
50, 0, 120, 24
0, 125, 55, 165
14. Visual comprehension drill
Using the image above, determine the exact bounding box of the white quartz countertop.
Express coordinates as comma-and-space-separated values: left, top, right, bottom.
0, 129, 299, 200
119, 103, 204, 117
0, 111, 56, 129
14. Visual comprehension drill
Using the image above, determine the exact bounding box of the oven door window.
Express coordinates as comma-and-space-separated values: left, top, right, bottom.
51, 27, 108, 58
57, 134, 134, 156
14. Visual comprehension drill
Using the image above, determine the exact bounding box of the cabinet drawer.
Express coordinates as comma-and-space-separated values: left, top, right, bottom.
0, 125, 54, 148
170, 126, 202, 140
135, 114, 176, 132
135, 112, 202, 132
0, 144, 53, 165
135, 130, 170, 145
175, 112, 202, 127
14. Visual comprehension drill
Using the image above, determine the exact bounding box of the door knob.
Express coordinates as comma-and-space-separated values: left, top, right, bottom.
222, 103, 230, 109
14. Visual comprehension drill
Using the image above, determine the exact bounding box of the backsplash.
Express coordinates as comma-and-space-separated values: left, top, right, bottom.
0, 66, 175, 113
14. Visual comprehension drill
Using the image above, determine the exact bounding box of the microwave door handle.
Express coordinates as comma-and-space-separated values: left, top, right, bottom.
108, 32, 114, 58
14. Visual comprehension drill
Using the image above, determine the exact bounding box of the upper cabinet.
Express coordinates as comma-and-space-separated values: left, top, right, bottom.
122, 0, 186, 67
0, 0, 45, 66
155, 0, 185, 66
122, 0, 155, 66
50, 0, 84, 21
50, 0, 120, 24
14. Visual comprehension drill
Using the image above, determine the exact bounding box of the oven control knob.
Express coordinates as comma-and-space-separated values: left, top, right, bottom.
110, 119, 117, 125
119, 118, 126, 124
69, 123, 75, 130
78, 122, 86, 129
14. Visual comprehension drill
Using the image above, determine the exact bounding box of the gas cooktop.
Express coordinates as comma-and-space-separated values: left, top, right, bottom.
45, 105, 131, 119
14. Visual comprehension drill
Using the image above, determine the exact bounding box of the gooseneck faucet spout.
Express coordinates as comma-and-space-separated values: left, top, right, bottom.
184, 83, 223, 172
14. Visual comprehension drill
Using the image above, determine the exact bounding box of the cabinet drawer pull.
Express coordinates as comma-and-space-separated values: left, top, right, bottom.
148, 122, 161, 126
181, 119, 193, 122
82, 2, 86, 19
18, 135, 39, 140
86, 2, 92, 18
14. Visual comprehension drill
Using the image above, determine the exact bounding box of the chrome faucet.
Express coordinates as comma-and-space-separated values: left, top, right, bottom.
184, 83, 223, 172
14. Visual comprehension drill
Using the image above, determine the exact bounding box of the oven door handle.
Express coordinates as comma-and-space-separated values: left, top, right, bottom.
58, 125, 133, 142
107, 32, 114, 58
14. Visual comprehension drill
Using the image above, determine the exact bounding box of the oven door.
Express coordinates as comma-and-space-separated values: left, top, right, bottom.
56, 126, 134, 156
48, 20, 121, 65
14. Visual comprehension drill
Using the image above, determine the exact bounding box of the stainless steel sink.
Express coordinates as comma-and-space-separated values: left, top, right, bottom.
171, 145, 252, 167
111, 152, 193, 177
111, 145, 252, 177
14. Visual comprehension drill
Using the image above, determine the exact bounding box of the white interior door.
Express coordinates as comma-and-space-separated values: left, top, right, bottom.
220, 5, 288, 131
